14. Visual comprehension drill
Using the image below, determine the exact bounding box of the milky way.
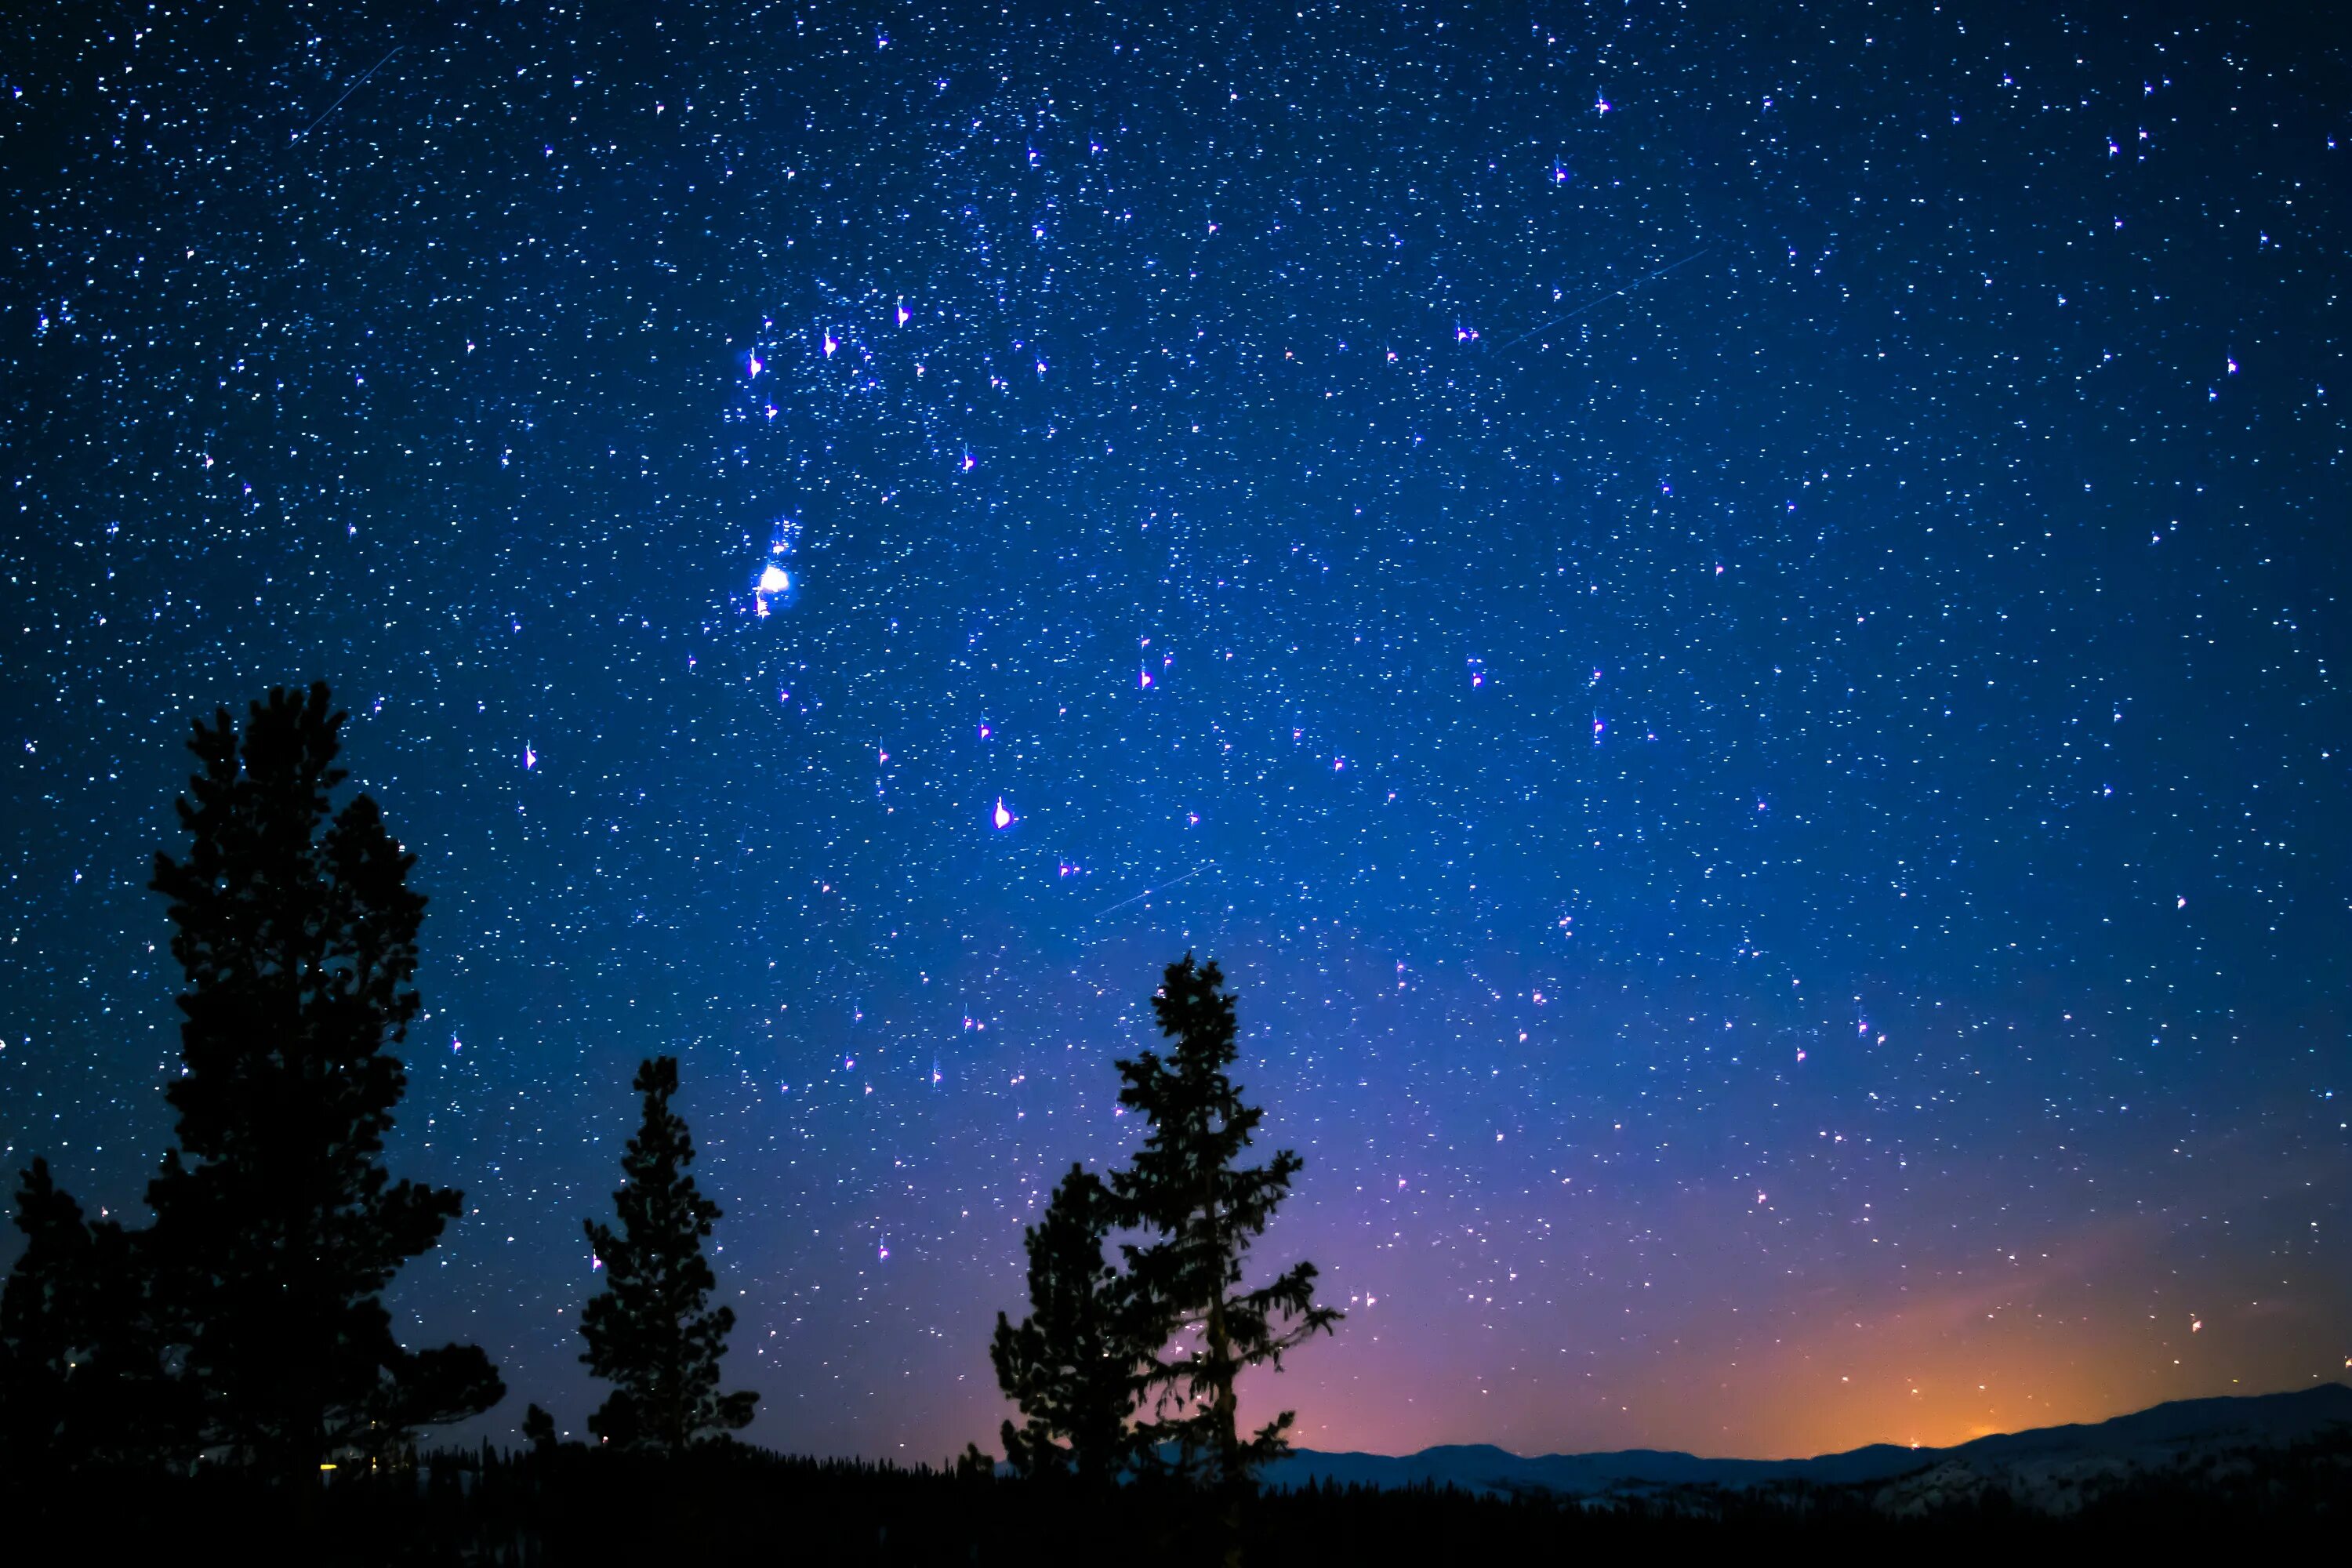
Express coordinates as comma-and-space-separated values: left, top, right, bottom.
4, 4, 2347, 1463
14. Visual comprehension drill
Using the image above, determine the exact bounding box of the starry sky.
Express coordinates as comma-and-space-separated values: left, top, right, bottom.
5, 1, 2349, 1465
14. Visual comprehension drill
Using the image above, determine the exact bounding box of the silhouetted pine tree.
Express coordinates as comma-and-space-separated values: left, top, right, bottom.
144, 683, 502, 1480
580, 1056, 757, 1454
522, 1402, 559, 1454
0, 1167, 181, 1473
991, 1162, 1150, 1483
0, 1159, 100, 1471
1113, 956, 1341, 1528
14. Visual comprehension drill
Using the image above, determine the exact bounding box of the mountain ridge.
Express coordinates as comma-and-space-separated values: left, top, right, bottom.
1265, 1383, 2352, 1499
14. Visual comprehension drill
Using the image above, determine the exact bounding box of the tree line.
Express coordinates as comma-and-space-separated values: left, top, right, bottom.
0, 682, 1341, 1554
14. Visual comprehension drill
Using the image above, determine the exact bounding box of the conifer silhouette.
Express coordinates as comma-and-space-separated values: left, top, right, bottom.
990, 1162, 1150, 1483
143, 682, 502, 1479
0, 1163, 172, 1468
522, 1402, 560, 1454
1113, 955, 1341, 1533
579, 1056, 756, 1454
0, 1159, 99, 1470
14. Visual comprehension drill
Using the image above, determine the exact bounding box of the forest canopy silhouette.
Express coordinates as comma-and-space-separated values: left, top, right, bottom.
6, 696, 2344, 1565
0, 684, 1360, 1559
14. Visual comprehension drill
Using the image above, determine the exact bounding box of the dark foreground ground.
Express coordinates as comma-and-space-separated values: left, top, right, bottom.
5, 1432, 2347, 1566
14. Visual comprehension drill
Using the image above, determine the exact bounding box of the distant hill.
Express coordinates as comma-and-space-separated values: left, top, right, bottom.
1265, 1383, 2352, 1508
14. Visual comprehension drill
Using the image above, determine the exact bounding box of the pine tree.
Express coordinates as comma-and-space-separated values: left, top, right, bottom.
991, 1162, 1150, 1484
1113, 955, 1341, 1524
0, 1160, 98, 1470
521, 1402, 559, 1454
579, 1056, 756, 1455
145, 683, 502, 1479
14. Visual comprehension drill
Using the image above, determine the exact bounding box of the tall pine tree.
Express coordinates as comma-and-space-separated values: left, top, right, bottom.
991, 1163, 1151, 1483
579, 1056, 756, 1454
1113, 956, 1340, 1523
145, 684, 502, 1479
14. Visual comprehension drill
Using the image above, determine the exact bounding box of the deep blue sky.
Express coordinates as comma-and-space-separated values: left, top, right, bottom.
4, 2, 2347, 1462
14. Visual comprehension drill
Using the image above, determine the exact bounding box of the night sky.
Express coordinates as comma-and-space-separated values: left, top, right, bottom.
5, 2, 2349, 1465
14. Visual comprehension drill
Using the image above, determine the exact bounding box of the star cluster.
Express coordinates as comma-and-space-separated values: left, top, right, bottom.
3, 2, 2347, 1461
